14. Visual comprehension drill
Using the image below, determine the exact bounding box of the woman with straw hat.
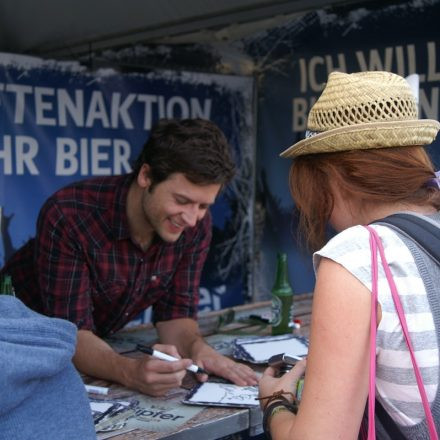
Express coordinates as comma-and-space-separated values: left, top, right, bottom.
258, 71, 440, 439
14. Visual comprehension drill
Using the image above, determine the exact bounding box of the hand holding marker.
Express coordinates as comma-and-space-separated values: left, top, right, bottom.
136, 344, 208, 375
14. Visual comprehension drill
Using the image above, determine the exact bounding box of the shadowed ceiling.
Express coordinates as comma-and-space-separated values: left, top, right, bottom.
0, 0, 377, 58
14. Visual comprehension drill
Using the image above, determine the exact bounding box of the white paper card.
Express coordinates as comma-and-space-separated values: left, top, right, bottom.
240, 337, 308, 363
184, 382, 259, 407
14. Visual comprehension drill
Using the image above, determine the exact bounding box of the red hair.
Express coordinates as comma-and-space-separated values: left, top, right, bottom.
289, 146, 440, 251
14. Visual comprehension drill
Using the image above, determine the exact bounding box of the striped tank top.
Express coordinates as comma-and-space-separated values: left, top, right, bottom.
313, 219, 439, 427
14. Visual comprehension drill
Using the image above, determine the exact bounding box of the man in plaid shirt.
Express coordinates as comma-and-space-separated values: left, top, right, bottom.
3, 119, 257, 396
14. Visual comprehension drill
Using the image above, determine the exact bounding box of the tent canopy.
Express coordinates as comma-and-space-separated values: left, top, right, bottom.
0, 0, 375, 57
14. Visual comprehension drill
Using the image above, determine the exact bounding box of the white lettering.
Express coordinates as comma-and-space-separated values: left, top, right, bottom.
56, 137, 78, 175
158, 95, 165, 118
0, 135, 39, 176
85, 91, 110, 128
137, 94, 157, 130
1, 85, 212, 130
55, 137, 132, 176
395, 46, 405, 77
419, 87, 439, 119
427, 41, 440, 82
0, 135, 13, 174
58, 89, 84, 127
80, 138, 88, 175
91, 138, 112, 175
292, 96, 317, 132
0, 136, 39, 175
356, 47, 393, 71
299, 58, 307, 93
292, 98, 308, 132
111, 93, 135, 129
308, 56, 326, 92
5, 84, 33, 124
113, 139, 132, 174
15, 136, 39, 174
35, 87, 56, 126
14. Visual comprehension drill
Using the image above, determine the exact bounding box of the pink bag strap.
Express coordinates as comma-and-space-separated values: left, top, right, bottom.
365, 225, 438, 440
366, 226, 378, 440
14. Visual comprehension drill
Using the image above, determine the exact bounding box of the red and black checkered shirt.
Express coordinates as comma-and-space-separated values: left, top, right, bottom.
4, 174, 212, 336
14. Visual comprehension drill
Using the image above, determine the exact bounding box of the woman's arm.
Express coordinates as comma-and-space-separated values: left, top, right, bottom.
259, 257, 374, 439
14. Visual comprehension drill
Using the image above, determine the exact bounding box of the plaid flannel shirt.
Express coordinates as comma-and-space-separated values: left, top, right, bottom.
4, 174, 212, 336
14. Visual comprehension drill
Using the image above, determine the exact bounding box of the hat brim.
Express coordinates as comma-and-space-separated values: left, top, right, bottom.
280, 119, 440, 158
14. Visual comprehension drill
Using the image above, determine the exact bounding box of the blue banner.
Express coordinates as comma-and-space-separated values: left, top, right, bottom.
0, 53, 255, 315
248, 0, 440, 296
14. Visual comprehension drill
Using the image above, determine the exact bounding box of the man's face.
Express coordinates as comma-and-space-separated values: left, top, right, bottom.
138, 166, 221, 243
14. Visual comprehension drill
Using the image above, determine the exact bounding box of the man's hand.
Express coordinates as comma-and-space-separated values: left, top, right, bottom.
194, 347, 258, 386
74, 330, 193, 397
124, 343, 193, 396
156, 318, 258, 386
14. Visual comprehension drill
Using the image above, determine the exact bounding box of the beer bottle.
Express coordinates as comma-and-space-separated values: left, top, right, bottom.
0, 274, 16, 296
271, 253, 294, 335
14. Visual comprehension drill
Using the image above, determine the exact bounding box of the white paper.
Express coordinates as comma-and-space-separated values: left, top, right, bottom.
90, 401, 115, 414
185, 382, 259, 407
240, 337, 308, 363
90, 400, 131, 416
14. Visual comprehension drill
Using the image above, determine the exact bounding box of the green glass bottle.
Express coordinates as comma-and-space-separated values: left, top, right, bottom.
271, 253, 294, 335
0, 274, 16, 296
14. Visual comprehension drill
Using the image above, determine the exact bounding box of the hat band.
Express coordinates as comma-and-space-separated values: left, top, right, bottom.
305, 129, 320, 139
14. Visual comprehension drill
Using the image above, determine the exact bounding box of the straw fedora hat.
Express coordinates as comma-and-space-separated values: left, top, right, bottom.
280, 71, 440, 158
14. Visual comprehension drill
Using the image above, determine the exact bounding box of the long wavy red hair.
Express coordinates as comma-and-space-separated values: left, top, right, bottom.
289, 146, 440, 251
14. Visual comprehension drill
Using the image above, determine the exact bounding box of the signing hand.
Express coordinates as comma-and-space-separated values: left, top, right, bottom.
127, 343, 193, 396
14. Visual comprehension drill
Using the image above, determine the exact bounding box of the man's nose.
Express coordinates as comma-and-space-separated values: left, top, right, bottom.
181, 206, 199, 227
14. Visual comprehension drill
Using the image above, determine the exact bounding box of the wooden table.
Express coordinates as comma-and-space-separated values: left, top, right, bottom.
86, 293, 313, 439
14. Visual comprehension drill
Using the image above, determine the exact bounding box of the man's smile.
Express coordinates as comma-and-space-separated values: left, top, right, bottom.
169, 218, 185, 230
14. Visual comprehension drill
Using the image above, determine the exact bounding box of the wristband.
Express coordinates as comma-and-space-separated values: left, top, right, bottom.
262, 397, 297, 440
256, 389, 296, 409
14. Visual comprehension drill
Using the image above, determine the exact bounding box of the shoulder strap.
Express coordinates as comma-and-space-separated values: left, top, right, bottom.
365, 225, 439, 440
373, 213, 440, 266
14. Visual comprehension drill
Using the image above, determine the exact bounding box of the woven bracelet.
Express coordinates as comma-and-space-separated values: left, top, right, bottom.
262, 398, 298, 440
256, 389, 296, 409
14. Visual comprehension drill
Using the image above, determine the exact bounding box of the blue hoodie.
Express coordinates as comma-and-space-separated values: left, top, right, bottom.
0, 296, 96, 439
